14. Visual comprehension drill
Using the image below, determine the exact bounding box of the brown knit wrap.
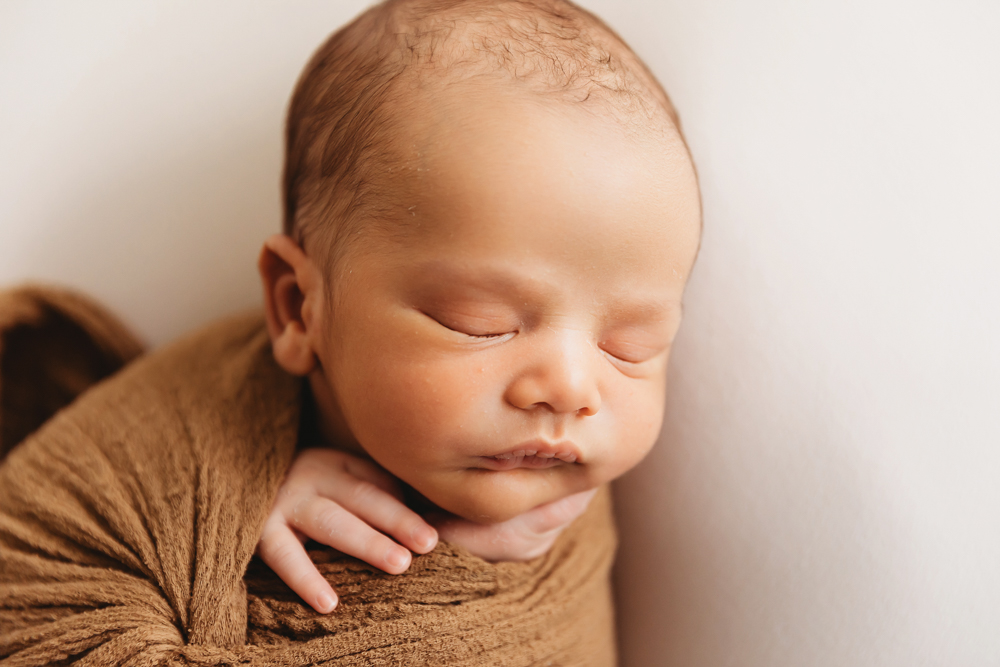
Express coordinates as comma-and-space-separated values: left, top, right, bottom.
0, 285, 144, 459
0, 289, 618, 666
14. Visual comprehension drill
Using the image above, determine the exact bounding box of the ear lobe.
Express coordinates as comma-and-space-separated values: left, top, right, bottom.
258, 234, 321, 376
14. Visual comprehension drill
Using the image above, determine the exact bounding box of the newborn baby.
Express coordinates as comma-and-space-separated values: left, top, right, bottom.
0, 1, 703, 661
255, 0, 702, 614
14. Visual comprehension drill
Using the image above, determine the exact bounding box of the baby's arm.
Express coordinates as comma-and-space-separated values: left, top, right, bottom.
256, 448, 439, 613
258, 447, 597, 614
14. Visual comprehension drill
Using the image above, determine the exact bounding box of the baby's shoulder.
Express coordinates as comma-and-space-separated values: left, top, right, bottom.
1, 309, 301, 485
0, 309, 303, 652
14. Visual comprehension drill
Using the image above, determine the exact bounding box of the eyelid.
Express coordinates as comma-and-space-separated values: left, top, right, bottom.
598, 339, 670, 365
420, 310, 517, 339
599, 316, 678, 363
463, 329, 510, 339
599, 348, 668, 382
600, 348, 646, 365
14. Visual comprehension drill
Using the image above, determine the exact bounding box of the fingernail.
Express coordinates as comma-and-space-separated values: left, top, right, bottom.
387, 547, 409, 570
316, 592, 337, 613
413, 526, 438, 551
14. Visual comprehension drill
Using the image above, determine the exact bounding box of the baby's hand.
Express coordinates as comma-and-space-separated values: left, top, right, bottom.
257, 448, 439, 614
429, 488, 598, 562
259, 447, 597, 614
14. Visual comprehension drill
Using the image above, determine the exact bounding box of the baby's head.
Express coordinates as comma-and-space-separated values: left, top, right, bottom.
260, 0, 702, 522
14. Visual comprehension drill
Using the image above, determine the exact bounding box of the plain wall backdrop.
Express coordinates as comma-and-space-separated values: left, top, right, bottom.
2, 1, 998, 665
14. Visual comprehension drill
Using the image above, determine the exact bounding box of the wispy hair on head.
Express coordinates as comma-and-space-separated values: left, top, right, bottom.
283, 0, 683, 271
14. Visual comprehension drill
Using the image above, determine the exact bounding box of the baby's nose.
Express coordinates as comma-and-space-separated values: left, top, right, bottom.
503, 329, 601, 416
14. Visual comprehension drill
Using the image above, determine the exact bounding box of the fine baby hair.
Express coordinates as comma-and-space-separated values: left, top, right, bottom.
283, 0, 685, 272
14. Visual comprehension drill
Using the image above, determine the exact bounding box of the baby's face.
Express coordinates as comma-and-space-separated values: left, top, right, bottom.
312, 90, 701, 522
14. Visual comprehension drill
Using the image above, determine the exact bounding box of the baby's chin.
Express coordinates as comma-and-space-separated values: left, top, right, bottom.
417, 467, 591, 524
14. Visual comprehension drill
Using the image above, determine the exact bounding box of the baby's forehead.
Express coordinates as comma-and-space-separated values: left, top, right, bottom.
388, 82, 683, 186
284, 0, 689, 270
368, 91, 699, 272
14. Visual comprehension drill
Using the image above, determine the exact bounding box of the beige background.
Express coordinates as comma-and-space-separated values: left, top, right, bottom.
2, 1, 999, 665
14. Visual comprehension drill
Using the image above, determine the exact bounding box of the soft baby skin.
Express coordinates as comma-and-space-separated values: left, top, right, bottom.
263, 87, 701, 524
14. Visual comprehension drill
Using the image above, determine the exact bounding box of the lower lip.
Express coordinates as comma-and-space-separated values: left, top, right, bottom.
476, 455, 573, 471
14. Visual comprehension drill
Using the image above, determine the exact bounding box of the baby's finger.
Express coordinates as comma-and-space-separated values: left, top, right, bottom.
312, 475, 438, 554
429, 489, 598, 562
430, 515, 544, 562
518, 488, 598, 534
296, 448, 404, 500
293, 496, 416, 574
340, 455, 406, 500
257, 521, 338, 614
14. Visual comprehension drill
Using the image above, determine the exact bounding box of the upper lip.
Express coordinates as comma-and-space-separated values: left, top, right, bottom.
485, 440, 582, 464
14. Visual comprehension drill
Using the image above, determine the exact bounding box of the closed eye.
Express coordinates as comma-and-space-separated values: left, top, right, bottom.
598, 340, 669, 366
601, 348, 639, 364
461, 329, 510, 339
600, 348, 646, 365
420, 310, 516, 340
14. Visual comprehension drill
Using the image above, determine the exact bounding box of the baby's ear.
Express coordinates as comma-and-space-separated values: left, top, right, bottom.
258, 234, 323, 376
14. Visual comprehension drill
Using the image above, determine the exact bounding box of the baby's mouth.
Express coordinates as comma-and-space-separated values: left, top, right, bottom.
478, 448, 579, 471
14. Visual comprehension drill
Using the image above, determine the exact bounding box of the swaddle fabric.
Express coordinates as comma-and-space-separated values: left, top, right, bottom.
0, 286, 617, 666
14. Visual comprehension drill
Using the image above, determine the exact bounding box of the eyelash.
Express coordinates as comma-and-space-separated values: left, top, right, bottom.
424, 311, 660, 365
446, 327, 510, 340
600, 348, 640, 365
423, 311, 515, 340
600, 341, 670, 367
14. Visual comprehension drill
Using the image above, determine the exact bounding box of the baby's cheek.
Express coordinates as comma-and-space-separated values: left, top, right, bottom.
609, 386, 667, 473
353, 355, 438, 421
346, 360, 479, 476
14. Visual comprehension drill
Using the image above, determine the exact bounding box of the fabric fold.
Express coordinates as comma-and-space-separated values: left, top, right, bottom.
0, 287, 617, 666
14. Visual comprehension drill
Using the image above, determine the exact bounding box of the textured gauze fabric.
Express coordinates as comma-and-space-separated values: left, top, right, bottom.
0, 285, 618, 666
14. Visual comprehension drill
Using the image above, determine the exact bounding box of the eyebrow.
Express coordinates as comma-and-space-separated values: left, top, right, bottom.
412, 261, 546, 296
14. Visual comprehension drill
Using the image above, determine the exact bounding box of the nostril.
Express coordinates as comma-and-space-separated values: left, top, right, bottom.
504, 356, 601, 415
